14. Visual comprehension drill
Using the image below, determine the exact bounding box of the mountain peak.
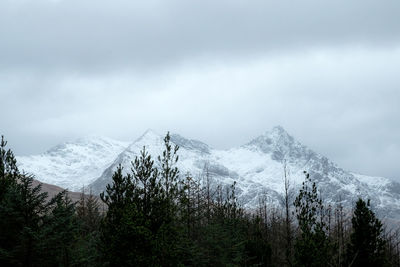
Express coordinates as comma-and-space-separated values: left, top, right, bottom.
17, 129, 400, 220
270, 125, 287, 134
245, 126, 302, 162
143, 128, 159, 136
247, 126, 294, 147
125, 129, 165, 151
135, 129, 162, 142
267, 125, 292, 140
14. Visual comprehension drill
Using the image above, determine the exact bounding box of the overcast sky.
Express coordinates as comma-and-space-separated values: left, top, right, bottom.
1, 0, 399, 180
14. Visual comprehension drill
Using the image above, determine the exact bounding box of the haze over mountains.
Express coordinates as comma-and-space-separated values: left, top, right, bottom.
17, 127, 400, 220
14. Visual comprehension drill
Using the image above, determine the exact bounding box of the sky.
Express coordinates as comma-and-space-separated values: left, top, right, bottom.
1, 0, 399, 180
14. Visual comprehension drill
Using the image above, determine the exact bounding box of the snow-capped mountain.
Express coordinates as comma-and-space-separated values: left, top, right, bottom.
17, 127, 400, 220
89, 129, 214, 192
17, 135, 129, 191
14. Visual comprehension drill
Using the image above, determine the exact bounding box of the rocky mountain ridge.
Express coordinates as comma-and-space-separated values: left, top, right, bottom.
17, 127, 400, 220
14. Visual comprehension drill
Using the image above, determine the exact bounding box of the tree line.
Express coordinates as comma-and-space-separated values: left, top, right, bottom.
1, 133, 400, 266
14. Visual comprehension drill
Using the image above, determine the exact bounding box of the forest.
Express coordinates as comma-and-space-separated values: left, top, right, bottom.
1, 133, 400, 267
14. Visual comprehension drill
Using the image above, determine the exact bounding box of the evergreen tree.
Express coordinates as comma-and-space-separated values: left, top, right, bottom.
244, 215, 272, 266
346, 198, 386, 267
0, 136, 49, 266
74, 190, 102, 266
0, 136, 17, 175
130, 146, 162, 265
158, 132, 180, 202
154, 132, 181, 266
0, 135, 19, 201
76, 190, 102, 237
100, 165, 151, 266
130, 147, 160, 233
3, 133, 399, 266
293, 171, 330, 267
0, 174, 49, 266
282, 162, 294, 266
99, 133, 181, 266
38, 191, 78, 266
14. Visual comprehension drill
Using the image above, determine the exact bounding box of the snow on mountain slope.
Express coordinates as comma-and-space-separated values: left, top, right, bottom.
89, 127, 400, 219
16, 127, 400, 220
89, 130, 213, 192
17, 136, 129, 191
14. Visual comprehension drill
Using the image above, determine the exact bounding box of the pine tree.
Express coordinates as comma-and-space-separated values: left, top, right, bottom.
346, 198, 386, 267
293, 171, 330, 267
99, 133, 181, 266
282, 161, 294, 266
244, 215, 272, 266
74, 190, 102, 266
153, 132, 181, 266
0, 136, 49, 266
100, 165, 152, 266
38, 191, 78, 266
0, 135, 19, 201
130, 146, 160, 231
76, 189, 102, 236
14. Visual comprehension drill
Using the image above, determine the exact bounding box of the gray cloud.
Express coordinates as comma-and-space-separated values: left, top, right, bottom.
1, 0, 400, 72
0, 0, 399, 181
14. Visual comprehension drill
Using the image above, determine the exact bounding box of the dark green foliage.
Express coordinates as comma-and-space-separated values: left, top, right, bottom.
98, 133, 270, 266
294, 171, 330, 267
38, 191, 79, 266
99, 133, 181, 266
244, 216, 272, 266
0, 136, 87, 267
100, 165, 148, 266
2, 134, 400, 266
197, 184, 247, 266
76, 190, 102, 236
0, 135, 49, 266
152, 133, 181, 266
0, 136, 82, 266
158, 132, 180, 201
0, 136, 19, 205
74, 191, 102, 266
0, 136, 19, 180
0, 174, 49, 266
346, 198, 386, 267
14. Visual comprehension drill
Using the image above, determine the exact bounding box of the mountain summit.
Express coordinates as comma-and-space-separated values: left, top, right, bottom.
17, 127, 400, 220
17, 135, 129, 190
246, 126, 304, 162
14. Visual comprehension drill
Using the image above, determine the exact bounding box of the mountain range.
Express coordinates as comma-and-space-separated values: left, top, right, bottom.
17, 127, 400, 220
